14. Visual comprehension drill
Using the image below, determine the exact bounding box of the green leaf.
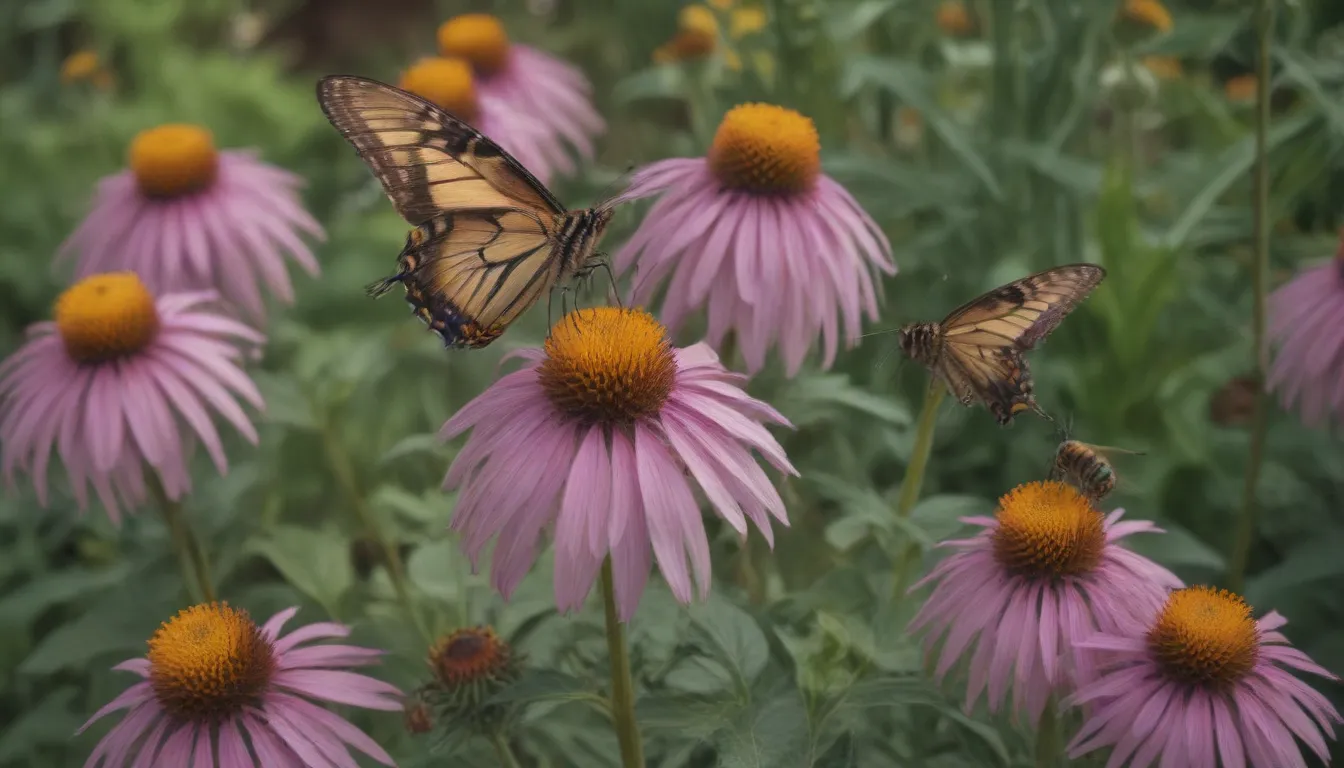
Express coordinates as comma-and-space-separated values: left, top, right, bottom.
716, 685, 812, 768
687, 595, 770, 689
244, 525, 354, 615
251, 370, 317, 431
1246, 531, 1344, 608
485, 669, 596, 706
0, 564, 131, 626
1123, 521, 1223, 572
0, 687, 80, 760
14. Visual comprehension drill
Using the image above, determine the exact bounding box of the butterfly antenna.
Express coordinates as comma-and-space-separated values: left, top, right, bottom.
365, 275, 402, 298
595, 163, 638, 208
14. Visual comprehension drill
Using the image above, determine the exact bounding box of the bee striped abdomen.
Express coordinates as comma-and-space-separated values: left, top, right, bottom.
1054, 440, 1115, 502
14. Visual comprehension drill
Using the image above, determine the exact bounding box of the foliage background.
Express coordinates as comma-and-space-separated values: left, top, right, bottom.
2, 0, 1343, 765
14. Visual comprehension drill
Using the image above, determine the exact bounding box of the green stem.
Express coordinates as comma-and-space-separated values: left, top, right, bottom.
488, 731, 523, 768
1228, 0, 1274, 594
320, 423, 429, 642
890, 380, 947, 596
601, 559, 645, 768
1034, 697, 1061, 768
147, 473, 215, 603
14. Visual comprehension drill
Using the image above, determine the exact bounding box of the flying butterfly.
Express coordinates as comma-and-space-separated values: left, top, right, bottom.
896, 264, 1106, 425
1050, 439, 1145, 503
316, 75, 619, 349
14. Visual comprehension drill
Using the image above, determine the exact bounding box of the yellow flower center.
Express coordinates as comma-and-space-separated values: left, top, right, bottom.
60, 50, 101, 84
538, 307, 677, 425
1120, 0, 1172, 33
708, 103, 821, 194
437, 14, 510, 75
399, 57, 479, 122
1147, 587, 1259, 690
936, 1, 974, 36
129, 124, 219, 198
1142, 55, 1184, 81
429, 626, 513, 687
54, 273, 160, 364
146, 603, 275, 722
1225, 74, 1258, 104
730, 6, 768, 38
991, 481, 1106, 578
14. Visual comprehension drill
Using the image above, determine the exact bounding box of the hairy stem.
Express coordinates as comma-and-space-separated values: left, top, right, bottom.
1228, 0, 1274, 594
601, 559, 645, 768
1034, 698, 1061, 768
147, 472, 215, 603
890, 380, 947, 596
489, 731, 523, 768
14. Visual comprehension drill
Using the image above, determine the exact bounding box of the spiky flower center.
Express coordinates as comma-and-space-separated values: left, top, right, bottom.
430, 626, 513, 688
400, 57, 479, 122
1120, 0, 1172, 33
936, 1, 974, 36
1147, 587, 1259, 690
129, 124, 219, 198
437, 14, 510, 75
55, 273, 160, 364
991, 481, 1106, 578
538, 307, 677, 425
146, 603, 276, 722
708, 103, 821, 195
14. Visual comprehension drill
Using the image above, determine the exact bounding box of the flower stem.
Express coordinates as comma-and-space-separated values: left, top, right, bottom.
601, 558, 645, 768
488, 731, 522, 768
1034, 697, 1061, 768
146, 472, 215, 603
890, 380, 946, 595
1228, 0, 1274, 595
320, 423, 429, 643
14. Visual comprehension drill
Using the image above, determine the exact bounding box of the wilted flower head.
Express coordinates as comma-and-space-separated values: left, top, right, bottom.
907, 481, 1181, 725
441, 307, 796, 620
58, 123, 323, 321
1068, 587, 1341, 767
0, 274, 264, 522
1267, 237, 1344, 427
615, 103, 894, 376
437, 14, 604, 177
79, 603, 401, 767
398, 56, 568, 186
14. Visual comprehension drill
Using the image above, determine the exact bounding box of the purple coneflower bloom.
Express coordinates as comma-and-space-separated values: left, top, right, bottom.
437, 14, 604, 176
58, 123, 323, 321
907, 481, 1181, 726
398, 56, 566, 185
79, 603, 401, 767
0, 273, 264, 523
1267, 231, 1344, 427
614, 103, 895, 376
441, 307, 796, 620
1067, 586, 1340, 767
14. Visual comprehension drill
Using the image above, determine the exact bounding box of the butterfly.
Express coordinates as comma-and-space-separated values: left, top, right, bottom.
896, 264, 1106, 425
316, 74, 617, 349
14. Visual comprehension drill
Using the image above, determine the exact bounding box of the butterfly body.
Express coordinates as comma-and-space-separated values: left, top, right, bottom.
896, 264, 1106, 425
317, 75, 617, 349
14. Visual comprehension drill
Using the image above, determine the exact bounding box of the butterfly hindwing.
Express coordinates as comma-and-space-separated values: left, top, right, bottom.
912, 264, 1105, 425
316, 74, 564, 225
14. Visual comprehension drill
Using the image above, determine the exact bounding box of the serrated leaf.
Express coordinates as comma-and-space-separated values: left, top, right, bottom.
485, 669, 596, 706
687, 595, 770, 690
716, 685, 812, 768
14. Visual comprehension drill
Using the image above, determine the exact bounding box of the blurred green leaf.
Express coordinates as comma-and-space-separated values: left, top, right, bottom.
244, 525, 353, 616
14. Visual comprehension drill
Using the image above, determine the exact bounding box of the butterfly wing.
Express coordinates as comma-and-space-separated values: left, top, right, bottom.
316, 74, 565, 224
397, 209, 561, 349
936, 264, 1106, 424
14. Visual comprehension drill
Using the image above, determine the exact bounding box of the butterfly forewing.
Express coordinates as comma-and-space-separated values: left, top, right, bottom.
317, 75, 614, 349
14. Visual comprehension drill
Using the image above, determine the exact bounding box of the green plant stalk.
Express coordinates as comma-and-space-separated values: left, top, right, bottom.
601, 559, 645, 768
1034, 697, 1061, 768
890, 380, 947, 595
147, 472, 215, 603
1227, 0, 1274, 595
321, 424, 429, 642
489, 731, 523, 768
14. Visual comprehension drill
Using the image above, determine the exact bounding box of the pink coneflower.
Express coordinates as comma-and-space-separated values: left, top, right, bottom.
1267, 233, 1344, 427
397, 56, 567, 185
79, 602, 401, 767
907, 481, 1181, 725
1067, 586, 1341, 767
615, 103, 895, 376
437, 14, 604, 177
58, 123, 323, 321
0, 273, 264, 523
441, 307, 796, 620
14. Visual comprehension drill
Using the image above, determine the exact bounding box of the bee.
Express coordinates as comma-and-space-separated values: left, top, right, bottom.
1050, 439, 1144, 503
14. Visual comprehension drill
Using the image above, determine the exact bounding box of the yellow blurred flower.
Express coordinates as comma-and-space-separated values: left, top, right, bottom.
655, 3, 768, 72
1224, 74, 1257, 104
1142, 55, 1183, 81
60, 50, 101, 84
936, 1, 975, 37
679, 4, 720, 37
1120, 0, 1172, 34
653, 29, 717, 64
730, 6, 767, 38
